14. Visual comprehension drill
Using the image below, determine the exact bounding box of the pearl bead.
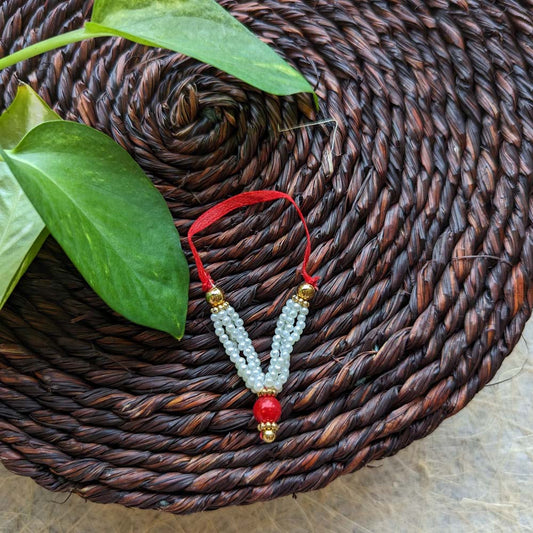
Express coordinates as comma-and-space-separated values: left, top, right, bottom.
243, 347, 254, 357
210, 292, 313, 403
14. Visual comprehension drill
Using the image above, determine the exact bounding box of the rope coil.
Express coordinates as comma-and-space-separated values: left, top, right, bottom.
0, 0, 532, 515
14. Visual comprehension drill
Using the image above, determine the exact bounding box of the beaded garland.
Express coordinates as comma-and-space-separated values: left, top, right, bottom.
188, 191, 319, 443
206, 282, 315, 442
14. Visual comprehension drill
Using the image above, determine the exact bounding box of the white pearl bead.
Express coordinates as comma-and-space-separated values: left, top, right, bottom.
243, 347, 253, 357
212, 294, 311, 396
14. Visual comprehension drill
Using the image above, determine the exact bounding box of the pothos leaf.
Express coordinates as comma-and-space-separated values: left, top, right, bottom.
0, 0, 314, 98
0, 85, 59, 308
1, 120, 189, 338
86, 0, 314, 96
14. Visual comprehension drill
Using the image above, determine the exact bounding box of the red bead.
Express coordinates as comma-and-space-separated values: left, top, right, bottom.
253, 396, 282, 423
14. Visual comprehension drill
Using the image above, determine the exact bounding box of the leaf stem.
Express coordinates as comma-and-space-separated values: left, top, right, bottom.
0, 28, 112, 70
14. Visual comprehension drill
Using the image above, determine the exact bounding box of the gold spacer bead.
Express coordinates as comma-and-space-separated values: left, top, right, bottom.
258, 422, 279, 432
292, 295, 309, 307
206, 287, 225, 307
258, 387, 277, 397
297, 283, 316, 301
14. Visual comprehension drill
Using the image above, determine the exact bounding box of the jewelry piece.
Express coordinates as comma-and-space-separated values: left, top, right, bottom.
188, 191, 319, 443
206, 282, 315, 442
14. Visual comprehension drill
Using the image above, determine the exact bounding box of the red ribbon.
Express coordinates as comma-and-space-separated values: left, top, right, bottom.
187, 190, 319, 292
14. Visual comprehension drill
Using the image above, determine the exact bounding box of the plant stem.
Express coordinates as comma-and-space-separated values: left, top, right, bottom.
0, 28, 112, 70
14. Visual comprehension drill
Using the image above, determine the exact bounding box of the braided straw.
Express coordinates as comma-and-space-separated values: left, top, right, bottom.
1, 0, 532, 514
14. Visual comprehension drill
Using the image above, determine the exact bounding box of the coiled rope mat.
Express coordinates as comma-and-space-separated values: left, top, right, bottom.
0, 0, 532, 515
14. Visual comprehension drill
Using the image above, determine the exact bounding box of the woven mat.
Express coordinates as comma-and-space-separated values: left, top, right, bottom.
0, 0, 532, 515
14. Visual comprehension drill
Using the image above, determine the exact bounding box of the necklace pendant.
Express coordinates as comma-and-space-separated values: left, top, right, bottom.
206, 282, 316, 443
254, 388, 282, 442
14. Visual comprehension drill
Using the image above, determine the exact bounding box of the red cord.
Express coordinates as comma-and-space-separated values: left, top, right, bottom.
187, 190, 320, 292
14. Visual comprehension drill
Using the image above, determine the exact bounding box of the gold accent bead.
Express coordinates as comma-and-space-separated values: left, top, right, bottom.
258, 387, 277, 397
292, 295, 310, 307
262, 429, 276, 443
258, 422, 278, 442
296, 283, 316, 302
258, 422, 279, 432
206, 287, 225, 307
297, 283, 316, 301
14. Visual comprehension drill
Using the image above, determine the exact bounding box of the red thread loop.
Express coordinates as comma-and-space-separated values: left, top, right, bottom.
188, 190, 319, 292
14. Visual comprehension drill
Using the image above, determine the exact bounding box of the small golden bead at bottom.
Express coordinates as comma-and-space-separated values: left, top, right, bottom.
261, 429, 276, 443
258, 421, 279, 443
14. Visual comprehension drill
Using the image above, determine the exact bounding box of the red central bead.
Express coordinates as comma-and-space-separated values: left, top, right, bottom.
253, 396, 282, 423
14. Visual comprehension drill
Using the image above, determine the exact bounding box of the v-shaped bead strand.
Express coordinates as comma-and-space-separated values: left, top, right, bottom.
188, 191, 319, 443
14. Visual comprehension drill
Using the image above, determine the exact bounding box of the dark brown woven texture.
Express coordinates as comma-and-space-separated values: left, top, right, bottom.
0, 0, 532, 515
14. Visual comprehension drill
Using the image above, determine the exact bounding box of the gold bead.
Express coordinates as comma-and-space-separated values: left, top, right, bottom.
206, 287, 225, 307
258, 422, 279, 432
297, 282, 316, 301
262, 429, 276, 443
258, 387, 277, 397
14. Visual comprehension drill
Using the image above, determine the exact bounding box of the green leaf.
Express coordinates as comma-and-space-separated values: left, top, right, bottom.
0, 85, 59, 308
1, 120, 189, 338
86, 0, 313, 96
0, 0, 314, 96
0, 85, 60, 149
